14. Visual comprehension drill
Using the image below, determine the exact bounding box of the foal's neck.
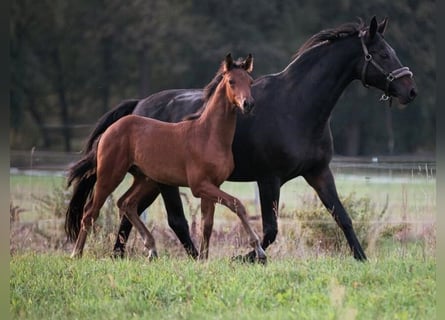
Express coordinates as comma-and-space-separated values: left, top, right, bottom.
197, 84, 237, 146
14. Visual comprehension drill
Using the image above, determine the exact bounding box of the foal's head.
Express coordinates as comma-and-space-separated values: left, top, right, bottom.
217, 53, 255, 114
184, 54, 254, 122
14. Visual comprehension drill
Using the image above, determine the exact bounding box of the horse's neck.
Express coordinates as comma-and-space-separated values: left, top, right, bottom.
197, 89, 237, 146
279, 38, 361, 132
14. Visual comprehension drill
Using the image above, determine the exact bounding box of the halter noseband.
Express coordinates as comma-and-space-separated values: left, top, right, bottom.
358, 30, 413, 103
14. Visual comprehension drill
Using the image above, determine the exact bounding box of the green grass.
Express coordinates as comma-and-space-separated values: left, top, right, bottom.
11, 249, 435, 320
10, 169, 436, 319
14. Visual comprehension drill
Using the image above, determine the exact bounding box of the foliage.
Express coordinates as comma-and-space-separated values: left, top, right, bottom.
10, 0, 435, 155
34, 185, 71, 219
10, 202, 25, 223
10, 251, 435, 319
291, 192, 408, 255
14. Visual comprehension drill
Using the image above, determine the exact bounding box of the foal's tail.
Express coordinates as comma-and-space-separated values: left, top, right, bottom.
84, 99, 139, 153
65, 148, 98, 242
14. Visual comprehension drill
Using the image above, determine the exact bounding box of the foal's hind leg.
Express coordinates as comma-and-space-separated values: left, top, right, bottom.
118, 176, 158, 260
113, 179, 160, 258
71, 184, 114, 258
193, 182, 266, 263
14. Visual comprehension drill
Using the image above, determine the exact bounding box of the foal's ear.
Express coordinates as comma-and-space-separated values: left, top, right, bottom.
369, 16, 378, 39
378, 17, 388, 35
244, 54, 254, 73
223, 53, 234, 72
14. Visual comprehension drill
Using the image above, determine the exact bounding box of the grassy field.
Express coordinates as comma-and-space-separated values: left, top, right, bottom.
10, 167, 436, 319
11, 250, 435, 320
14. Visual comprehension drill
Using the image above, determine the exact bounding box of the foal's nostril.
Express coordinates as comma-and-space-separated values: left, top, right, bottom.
243, 100, 254, 113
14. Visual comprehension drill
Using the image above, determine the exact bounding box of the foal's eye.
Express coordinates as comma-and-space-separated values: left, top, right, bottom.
228, 79, 235, 86
379, 52, 389, 59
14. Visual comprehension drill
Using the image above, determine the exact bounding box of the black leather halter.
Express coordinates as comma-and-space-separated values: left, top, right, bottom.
358, 30, 413, 103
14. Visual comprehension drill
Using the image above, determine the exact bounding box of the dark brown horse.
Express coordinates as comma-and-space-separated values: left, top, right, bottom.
65, 54, 266, 261
77, 17, 418, 261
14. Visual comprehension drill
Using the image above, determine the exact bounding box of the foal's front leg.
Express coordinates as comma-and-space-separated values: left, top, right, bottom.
199, 199, 215, 260
194, 182, 266, 263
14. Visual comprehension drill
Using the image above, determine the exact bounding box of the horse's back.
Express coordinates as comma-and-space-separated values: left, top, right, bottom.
134, 89, 204, 122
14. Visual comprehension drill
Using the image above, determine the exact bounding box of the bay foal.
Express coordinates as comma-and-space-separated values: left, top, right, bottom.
65, 54, 267, 262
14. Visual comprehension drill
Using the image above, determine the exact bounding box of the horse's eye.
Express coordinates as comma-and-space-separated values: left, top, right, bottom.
379, 53, 389, 59
228, 79, 235, 86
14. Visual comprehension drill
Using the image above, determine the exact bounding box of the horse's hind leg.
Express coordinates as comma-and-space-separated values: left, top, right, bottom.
193, 183, 266, 263
118, 176, 158, 260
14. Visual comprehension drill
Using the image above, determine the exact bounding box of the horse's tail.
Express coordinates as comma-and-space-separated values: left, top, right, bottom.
84, 99, 139, 153
65, 148, 98, 242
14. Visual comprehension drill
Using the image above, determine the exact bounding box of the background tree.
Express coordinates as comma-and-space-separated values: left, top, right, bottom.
10, 0, 435, 155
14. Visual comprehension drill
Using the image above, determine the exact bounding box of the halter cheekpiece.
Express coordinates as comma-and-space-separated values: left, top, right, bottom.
358, 30, 413, 105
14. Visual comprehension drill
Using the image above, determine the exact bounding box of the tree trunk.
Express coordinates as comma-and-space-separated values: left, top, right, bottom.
138, 44, 150, 97
26, 94, 51, 148
385, 106, 394, 155
51, 48, 71, 152
101, 36, 112, 115
343, 119, 361, 156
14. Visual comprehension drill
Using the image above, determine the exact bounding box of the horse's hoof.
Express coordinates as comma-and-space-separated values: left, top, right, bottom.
231, 251, 256, 263
354, 251, 367, 262
148, 250, 158, 261
256, 256, 267, 265
111, 249, 125, 260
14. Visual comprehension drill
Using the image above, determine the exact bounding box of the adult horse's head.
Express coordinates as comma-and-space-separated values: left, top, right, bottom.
357, 16, 417, 105
221, 53, 255, 114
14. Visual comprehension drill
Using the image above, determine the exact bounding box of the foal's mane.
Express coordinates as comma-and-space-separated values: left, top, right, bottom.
293, 18, 365, 61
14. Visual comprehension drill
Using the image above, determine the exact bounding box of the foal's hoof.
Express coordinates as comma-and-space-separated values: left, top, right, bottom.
70, 251, 82, 259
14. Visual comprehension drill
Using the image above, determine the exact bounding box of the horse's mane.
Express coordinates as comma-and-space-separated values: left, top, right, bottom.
182, 57, 246, 121
293, 18, 365, 61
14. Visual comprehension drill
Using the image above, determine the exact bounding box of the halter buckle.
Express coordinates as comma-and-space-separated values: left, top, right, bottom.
365, 54, 372, 62
379, 94, 390, 101
386, 73, 395, 82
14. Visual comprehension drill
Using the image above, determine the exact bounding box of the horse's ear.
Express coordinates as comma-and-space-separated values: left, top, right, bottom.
244, 54, 254, 73
224, 53, 233, 72
369, 16, 378, 39
378, 17, 388, 35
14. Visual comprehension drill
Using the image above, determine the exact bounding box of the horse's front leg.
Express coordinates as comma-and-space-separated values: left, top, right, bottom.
159, 184, 198, 259
240, 176, 281, 262
304, 166, 367, 261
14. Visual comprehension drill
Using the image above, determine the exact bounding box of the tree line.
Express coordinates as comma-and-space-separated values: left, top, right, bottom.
10, 0, 435, 155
